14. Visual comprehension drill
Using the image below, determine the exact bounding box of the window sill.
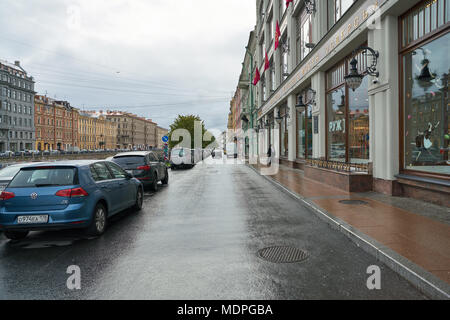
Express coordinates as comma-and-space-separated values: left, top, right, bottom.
395, 173, 450, 188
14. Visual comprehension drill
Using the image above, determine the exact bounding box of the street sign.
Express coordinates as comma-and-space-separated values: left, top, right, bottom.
162, 136, 169, 143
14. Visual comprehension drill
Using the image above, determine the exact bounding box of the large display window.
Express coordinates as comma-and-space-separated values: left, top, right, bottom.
326, 50, 370, 163
297, 105, 312, 159
400, 0, 449, 176
296, 89, 313, 159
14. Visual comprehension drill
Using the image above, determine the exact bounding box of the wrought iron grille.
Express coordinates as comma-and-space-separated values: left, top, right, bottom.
306, 158, 370, 173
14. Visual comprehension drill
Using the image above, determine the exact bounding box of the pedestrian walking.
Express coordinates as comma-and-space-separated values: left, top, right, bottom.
267, 144, 272, 166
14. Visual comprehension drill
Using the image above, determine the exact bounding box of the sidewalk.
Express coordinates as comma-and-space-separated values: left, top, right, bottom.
249, 163, 450, 299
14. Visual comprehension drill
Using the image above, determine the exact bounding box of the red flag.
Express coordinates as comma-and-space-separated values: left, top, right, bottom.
275, 21, 281, 50
286, 0, 294, 8
253, 67, 261, 86
264, 50, 270, 72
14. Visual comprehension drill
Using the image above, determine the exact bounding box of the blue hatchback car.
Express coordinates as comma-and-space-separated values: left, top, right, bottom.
0, 160, 144, 240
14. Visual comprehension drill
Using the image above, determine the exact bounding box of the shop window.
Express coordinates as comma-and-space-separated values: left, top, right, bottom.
280, 106, 289, 158
326, 49, 370, 163
349, 77, 370, 163
297, 90, 313, 159
402, 31, 449, 175
327, 87, 347, 162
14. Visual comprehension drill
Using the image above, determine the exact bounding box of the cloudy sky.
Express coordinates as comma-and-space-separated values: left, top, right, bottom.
0, 0, 256, 132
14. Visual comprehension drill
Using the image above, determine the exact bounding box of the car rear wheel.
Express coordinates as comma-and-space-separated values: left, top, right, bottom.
150, 173, 158, 191
4, 230, 29, 240
161, 169, 169, 185
86, 203, 107, 236
133, 187, 144, 211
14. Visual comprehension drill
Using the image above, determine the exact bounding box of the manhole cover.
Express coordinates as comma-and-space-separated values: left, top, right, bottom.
257, 246, 309, 263
339, 199, 368, 205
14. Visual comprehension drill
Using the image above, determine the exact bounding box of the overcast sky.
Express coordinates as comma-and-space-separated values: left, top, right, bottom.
0, 0, 256, 133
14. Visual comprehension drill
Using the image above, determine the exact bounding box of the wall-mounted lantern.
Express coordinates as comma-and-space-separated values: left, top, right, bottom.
344, 46, 380, 91
275, 110, 283, 124
305, 0, 316, 15
295, 88, 317, 112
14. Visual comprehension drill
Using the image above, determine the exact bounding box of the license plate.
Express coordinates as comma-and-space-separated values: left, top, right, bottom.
17, 215, 49, 224
126, 170, 133, 174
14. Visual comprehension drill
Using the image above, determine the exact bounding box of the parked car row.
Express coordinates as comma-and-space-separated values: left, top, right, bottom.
0, 148, 142, 158
0, 150, 169, 240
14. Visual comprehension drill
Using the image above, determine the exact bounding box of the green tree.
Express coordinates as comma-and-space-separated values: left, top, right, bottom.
168, 114, 216, 149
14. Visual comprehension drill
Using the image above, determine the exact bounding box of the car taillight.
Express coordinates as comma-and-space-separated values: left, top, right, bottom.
137, 165, 151, 171
56, 188, 88, 198
0, 191, 15, 200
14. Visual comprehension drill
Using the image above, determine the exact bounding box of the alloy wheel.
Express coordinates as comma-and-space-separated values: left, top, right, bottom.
95, 207, 106, 233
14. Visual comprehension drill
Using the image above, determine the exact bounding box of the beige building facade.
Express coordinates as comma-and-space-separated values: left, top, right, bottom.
240, 0, 449, 205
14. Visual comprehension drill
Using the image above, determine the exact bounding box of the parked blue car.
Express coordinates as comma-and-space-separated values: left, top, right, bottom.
0, 160, 144, 240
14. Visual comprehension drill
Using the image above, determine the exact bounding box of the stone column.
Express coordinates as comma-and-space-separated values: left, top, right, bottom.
312, 71, 326, 158
288, 93, 296, 161
368, 15, 400, 192
273, 107, 280, 159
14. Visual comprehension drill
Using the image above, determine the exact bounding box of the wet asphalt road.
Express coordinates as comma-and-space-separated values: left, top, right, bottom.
0, 159, 427, 299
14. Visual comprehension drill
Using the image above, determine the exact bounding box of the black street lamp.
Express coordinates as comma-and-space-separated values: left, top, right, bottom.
275, 110, 283, 124
344, 46, 380, 91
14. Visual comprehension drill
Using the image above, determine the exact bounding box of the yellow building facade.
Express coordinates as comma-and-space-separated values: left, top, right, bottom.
78, 111, 117, 150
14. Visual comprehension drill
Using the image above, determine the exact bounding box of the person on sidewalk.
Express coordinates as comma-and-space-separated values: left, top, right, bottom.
267, 144, 272, 166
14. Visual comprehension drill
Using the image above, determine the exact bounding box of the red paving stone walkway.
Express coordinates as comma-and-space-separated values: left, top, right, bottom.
250, 164, 450, 285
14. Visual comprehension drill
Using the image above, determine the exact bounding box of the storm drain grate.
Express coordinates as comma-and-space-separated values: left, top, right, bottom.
339, 199, 369, 205
257, 246, 309, 263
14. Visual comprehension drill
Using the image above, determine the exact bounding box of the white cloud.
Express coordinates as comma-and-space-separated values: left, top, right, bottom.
0, 0, 255, 130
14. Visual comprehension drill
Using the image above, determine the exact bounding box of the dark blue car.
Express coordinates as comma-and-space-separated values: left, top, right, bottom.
0, 160, 144, 240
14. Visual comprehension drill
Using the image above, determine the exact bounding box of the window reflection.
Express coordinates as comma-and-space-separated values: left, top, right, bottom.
403, 32, 449, 175
327, 87, 346, 162
349, 77, 370, 163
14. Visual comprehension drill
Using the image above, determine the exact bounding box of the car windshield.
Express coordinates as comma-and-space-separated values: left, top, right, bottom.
0, 166, 21, 179
8, 167, 77, 188
112, 156, 146, 166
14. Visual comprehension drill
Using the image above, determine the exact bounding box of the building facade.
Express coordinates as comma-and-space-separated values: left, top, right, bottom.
79, 111, 117, 150
156, 126, 169, 149
78, 111, 96, 150
55, 101, 79, 151
35, 95, 55, 151
239, 0, 449, 205
35, 96, 79, 151
144, 119, 157, 148
106, 111, 157, 150
0, 60, 35, 152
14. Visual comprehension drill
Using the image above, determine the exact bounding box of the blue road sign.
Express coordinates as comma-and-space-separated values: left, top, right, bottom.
162, 136, 169, 143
